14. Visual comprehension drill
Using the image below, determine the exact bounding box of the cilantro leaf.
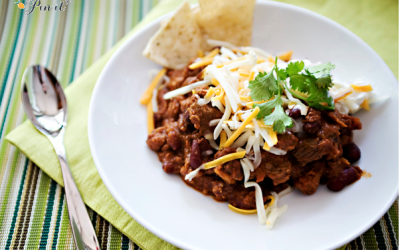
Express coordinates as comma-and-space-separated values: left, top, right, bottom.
277, 69, 288, 81
286, 79, 334, 111
289, 74, 313, 93
263, 105, 293, 133
315, 75, 333, 89
304, 85, 334, 110
249, 71, 279, 101
286, 61, 305, 76
305, 62, 335, 79
253, 97, 282, 119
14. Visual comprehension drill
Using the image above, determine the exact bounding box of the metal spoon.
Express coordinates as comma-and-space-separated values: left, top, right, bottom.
21, 65, 100, 250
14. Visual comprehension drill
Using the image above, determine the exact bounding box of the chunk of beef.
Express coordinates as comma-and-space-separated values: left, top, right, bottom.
165, 96, 185, 120
317, 121, 341, 140
214, 161, 243, 184
341, 114, 362, 130
303, 108, 322, 134
154, 89, 185, 122
213, 148, 243, 184
184, 173, 233, 201
250, 151, 292, 185
146, 127, 166, 151
340, 128, 353, 146
185, 174, 216, 196
228, 183, 272, 209
157, 150, 184, 174
211, 180, 232, 201
154, 88, 169, 124
324, 157, 351, 180
293, 161, 325, 195
187, 99, 223, 135
178, 112, 191, 132
165, 121, 182, 151
326, 111, 347, 127
193, 85, 210, 97
275, 133, 299, 151
166, 69, 186, 90
292, 137, 333, 166
327, 110, 362, 130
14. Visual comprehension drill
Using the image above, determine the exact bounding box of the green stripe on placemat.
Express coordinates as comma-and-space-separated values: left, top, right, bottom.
0, 0, 397, 249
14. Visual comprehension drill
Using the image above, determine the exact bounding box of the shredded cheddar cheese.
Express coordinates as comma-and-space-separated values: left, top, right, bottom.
220, 97, 226, 106
256, 58, 266, 64
263, 142, 271, 151
268, 56, 274, 63
204, 48, 220, 59
351, 84, 373, 92
212, 88, 225, 101
239, 95, 251, 101
205, 87, 216, 98
360, 98, 370, 110
212, 78, 220, 86
189, 57, 214, 69
219, 130, 227, 150
216, 57, 246, 68
140, 68, 166, 105
203, 151, 246, 169
197, 50, 204, 57
232, 49, 248, 54
278, 50, 293, 62
334, 90, 353, 103
224, 107, 260, 147
249, 71, 255, 81
147, 101, 154, 134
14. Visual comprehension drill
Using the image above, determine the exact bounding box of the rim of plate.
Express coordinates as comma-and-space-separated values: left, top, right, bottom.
88, 1, 399, 249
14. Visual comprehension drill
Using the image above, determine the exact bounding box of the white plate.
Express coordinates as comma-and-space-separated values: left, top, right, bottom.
88, 1, 399, 249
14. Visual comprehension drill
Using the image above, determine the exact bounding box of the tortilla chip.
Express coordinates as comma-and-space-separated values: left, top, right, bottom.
143, 1, 203, 69
195, 0, 256, 47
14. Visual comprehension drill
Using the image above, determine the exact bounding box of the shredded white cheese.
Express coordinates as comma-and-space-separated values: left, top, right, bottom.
214, 96, 232, 140
163, 80, 211, 99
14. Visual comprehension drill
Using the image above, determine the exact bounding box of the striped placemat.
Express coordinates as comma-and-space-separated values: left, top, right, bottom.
0, 0, 397, 249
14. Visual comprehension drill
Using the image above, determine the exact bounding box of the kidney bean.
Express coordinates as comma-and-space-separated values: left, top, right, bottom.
288, 108, 301, 119
327, 167, 359, 191
342, 142, 361, 164
198, 138, 212, 152
190, 139, 202, 169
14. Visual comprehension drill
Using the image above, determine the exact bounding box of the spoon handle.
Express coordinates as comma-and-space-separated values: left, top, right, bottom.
49, 130, 100, 250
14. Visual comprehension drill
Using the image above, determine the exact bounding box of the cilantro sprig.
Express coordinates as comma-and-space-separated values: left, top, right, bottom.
250, 58, 292, 133
282, 61, 335, 110
248, 58, 336, 133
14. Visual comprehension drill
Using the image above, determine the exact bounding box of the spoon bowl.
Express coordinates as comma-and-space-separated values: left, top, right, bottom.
21, 65, 67, 134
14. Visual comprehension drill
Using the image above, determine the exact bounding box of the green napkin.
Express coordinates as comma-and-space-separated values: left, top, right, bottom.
6, 0, 398, 250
